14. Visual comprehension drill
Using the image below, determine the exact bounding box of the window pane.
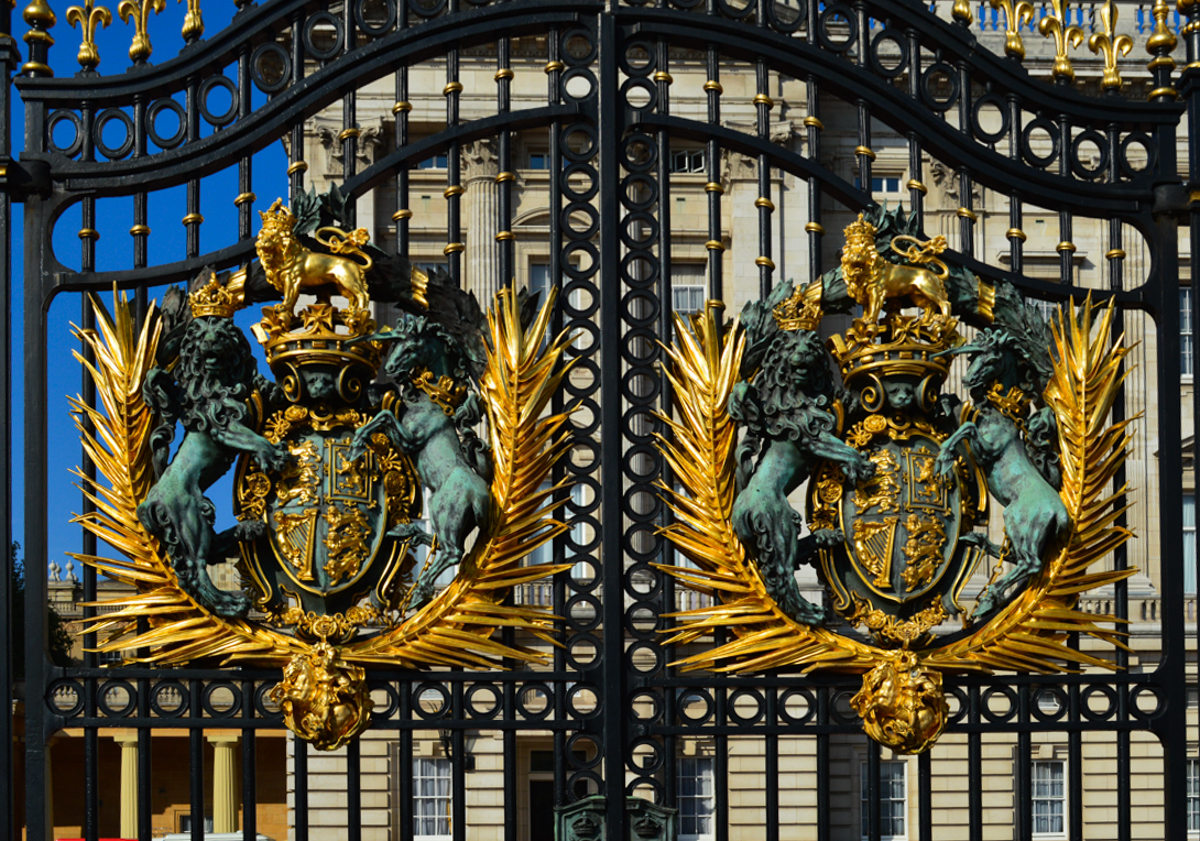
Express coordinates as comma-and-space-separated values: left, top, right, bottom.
1182, 288, 1194, 376
1187, 495, 1196, 596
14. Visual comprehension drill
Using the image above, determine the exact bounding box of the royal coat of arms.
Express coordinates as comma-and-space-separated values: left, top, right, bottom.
659, 206, 1136, 753
74, 184, 576, 749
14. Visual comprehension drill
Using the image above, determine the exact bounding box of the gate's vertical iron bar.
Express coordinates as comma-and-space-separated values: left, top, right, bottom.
1057, 109, 1074, 284
348, 739, 362, 841
764, 692, 779, 841
342, 0, 358, 227
242, 679, 257, 841
705, 45, 723, 302
496, 37, 513, 286
854, 0, 871, 208
805, 0, 823, 282
598, 6, 627, 837
288, 6, 308, 199
816, 688, 829, 841
399, 685, 414, 841
294, 735, 309, 841
1007, 96, 1023, 275
446, 0, 463, 285
714, 691, 728, 841
1068, 681, 1082, 841
905, 26, 924, 225
237, 37, 254, 242
1016, 687, 1031, 840
185, 68, 201, 259
133, 89, 148, 318
190, 679, 205, 841
451, 688, 466, 841
755, 54, 774, 297
0, 30, 14, 841
138, 685, 151, 841
394, 0, 411, 259
967, 686, 981, 841
955, 55, 974, 257
866, 739, 880, 841
918, 749, 932, 840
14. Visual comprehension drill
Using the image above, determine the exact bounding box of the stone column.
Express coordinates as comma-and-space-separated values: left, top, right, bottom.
208, 734, 240, 833
463, 139, 500, 302
115, 734, 139, 839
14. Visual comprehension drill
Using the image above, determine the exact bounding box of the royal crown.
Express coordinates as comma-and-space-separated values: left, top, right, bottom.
259, 198, 297, 235
189, 272, 238, 318
844, 213, 877, 249
773, 282, 823, 331
828, 314, 961, 392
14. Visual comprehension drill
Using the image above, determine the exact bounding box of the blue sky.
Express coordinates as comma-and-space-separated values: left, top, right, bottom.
11, 4, 292, 571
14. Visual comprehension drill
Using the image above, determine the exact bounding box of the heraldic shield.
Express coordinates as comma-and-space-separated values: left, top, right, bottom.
658, 205, 1139, 755
71, 182, 578, 751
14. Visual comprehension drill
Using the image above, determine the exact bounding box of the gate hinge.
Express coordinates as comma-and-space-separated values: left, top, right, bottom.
1153, 182, 1194, 217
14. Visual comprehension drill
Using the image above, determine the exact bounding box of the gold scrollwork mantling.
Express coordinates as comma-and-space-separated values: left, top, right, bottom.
71, 287, 578, 732
657, 296, 1137, 753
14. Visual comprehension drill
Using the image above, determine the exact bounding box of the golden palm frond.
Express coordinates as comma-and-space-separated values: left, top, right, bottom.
926, 295, 1136, 673
656, 307, 875, 674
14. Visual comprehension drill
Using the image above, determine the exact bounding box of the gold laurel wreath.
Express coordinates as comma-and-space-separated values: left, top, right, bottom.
74, 288, 576, 670
658, 296, 1134, 677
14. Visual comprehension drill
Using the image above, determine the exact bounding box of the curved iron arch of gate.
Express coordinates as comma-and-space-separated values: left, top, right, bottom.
9, 1, 1190, 840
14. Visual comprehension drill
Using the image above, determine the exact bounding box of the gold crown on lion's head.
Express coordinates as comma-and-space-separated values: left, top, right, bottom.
189, 272, 238, 318
259, 198, 296, 233
773, 283, 823, 331
844, 212, 877, 245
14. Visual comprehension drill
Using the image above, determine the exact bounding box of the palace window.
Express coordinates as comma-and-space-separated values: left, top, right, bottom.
672, 264, 707, 316
417, 154, 448, 169
1032, 760, 1066, 838
1188, 758, 1200, 832
1183, 287, 1194, 377
413, 757, 452, 840
1186, 495, 1196, 595
854, 175, 903, 196
678, 757, 715, 841
860, 760, 907, 841
670, 149, 706, 174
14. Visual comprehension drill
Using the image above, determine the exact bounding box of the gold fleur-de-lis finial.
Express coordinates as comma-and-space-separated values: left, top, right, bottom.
178, 0, 202, 43
990, 0, 1035, 59
117, 0, 164, 64
1087, 0, 1132, 91
1037, 0, 1085, 82
66, 0, 111, 71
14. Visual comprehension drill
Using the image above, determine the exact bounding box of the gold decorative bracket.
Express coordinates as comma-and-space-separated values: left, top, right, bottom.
1088, 0, 1132, 91
990, 0, 1033, 59
117, 0, 164, 64
1037, 0, 1085, 82
66, 0, 110, 71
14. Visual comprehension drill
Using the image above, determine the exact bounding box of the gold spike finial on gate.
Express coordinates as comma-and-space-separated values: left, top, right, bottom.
989, 0, 1034, 60
117, 0, 164, 64
1088, 0, 1133, 91
65, 0, 111, 71
1038, 0, 1085, 82
1146, 0, 1178, 97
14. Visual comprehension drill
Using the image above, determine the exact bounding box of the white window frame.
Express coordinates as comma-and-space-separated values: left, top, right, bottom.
677, 756, 715, 841
854, 173, 905, 198
1031, 759, 1067, 839
1186, 494, 1196, 596
671, 264, 708, 320
1183, 287, 1194, 380
860, 760, 908, 841
413, 756, 453, 841
669, 148, 706, 174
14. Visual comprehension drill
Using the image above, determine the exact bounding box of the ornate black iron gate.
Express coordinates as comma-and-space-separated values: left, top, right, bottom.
1, 0, 1196, 838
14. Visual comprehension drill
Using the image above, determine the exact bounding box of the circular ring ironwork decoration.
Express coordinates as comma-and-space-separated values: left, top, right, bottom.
921, 62, 960, 111
946, 686, 970, 724
200, 681, 243, 718
560, 240, 599, 278
198, 76, 239, 128
562, 202, 600, 239
621, 252, 660, 285
464, 683, 502, 720
47, 110, 83, 158
623, 562, 661, 600
563, 279, 599, 317
367, 681, 400, 720
304, 11, 345, 61
566, 633, 603, 671
677, 688, 715, 724
628, 640, 665, 674
1080, 683, 1118, 722
817, 4, 858, 52
1031, 685, 1068, 722
622, 366, 663, 403
1071, 129, 1109, 180
620, 77, 658, 112
567, 593, 602, 632
516, 683, 553, 720
869, 29, 909, 78
778, 688, 816, 726
716, 0, 757, 20
620, 133, 657, 172
626, 736, 665, 774
412, 681, 450, 719
728, 688, 766, 725
1129, 683, 1165, 720
560, 123, 597, 163
623, 604, 660, 639
563, 67, 597, 102
566, 683, 602, 719
980, 685, 1019, 723
561, 27, 598, 66
93, 108, 135, 160
354, 0, 396, 36
147, 98, 187, 149
255, 682, 284, 718
621, 210, 659, 250
971, 92, 1010, 145
621, 173, 659, 212
1118, 131, 1156, 179
562, 162, 599, 202
567, 734, 604, 769
620, 38, 656, 76
150, 679, 189, 717
46, 678, 85, 718
767, 0, 806, 31
98, 679, 138, 718
1021, 117, 1060, 168
250, 43, 292, 94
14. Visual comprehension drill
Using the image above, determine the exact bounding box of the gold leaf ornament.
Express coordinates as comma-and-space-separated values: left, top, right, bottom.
657, 296, 1135, 753
73, 286, 578, 747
